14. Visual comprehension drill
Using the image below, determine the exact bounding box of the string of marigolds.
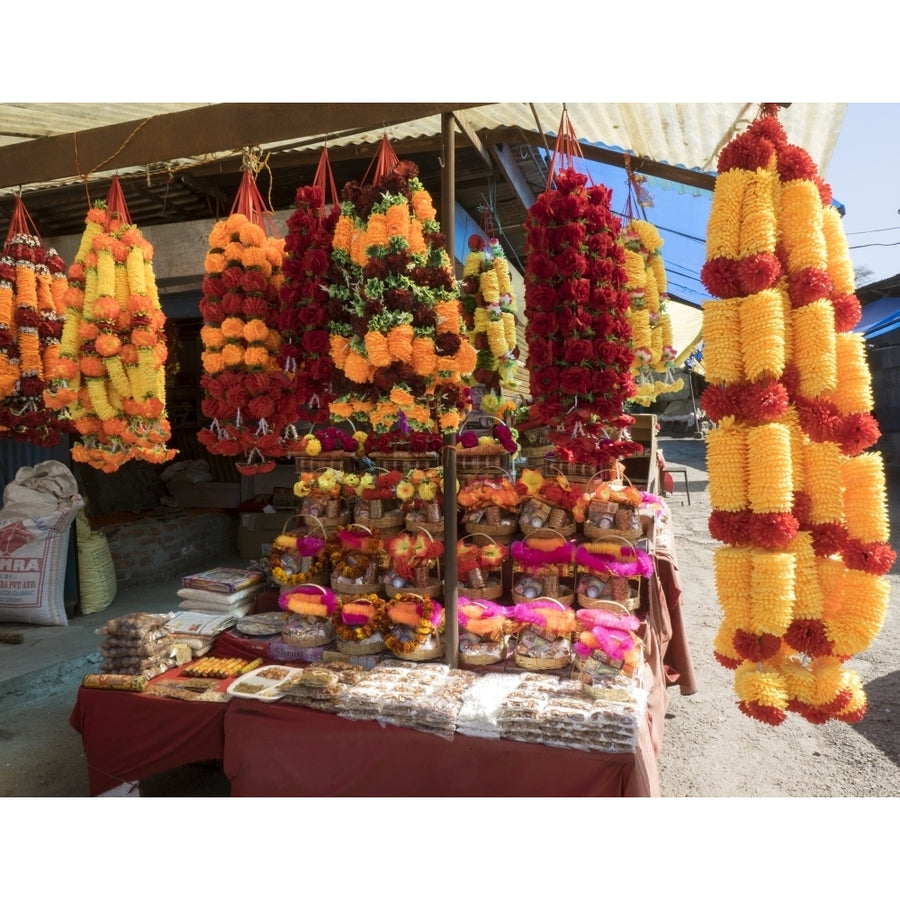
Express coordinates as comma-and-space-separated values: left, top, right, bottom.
43, 190, 175, 473
701, 110, 893, 725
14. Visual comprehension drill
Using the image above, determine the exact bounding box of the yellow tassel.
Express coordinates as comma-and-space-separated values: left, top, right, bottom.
749, 549, 795, 635
784, 408, 807, 494
841, 452, 889, 544
738, 167, 778, 256
803, 441, 844, 525
707, 418, 748, 512
747, 423, 794, 513
104, 355, 133, 399
824, 332, 873, 414
791, 299, 837, 397
739, 289, 786, 381
817, 556, 846, 620
787, 530, 824, 619
126, 246, 147, 296
702, 298, 744, 384
463, 251, 482, 278
86, 378, 117, 421
139, 348, 158, 399
95, 249, 116, 300
713, 617, 743, 666
714, 546, 753, 622
821, 205, 856, 298
779, 179, 828, 272
734, 661, 789, 710
824, 569, 890, 657
706, 169, 748, 260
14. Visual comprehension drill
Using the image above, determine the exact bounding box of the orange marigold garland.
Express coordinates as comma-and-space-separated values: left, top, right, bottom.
41, 178, 175, 472
325, 138, 474, 439
0, 195, 73, 446
198, 166, 291, 475
702, 107, 893, 725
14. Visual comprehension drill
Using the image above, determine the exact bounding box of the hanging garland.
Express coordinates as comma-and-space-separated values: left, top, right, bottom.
522, 109, 639, 468
458, 222, 521, 395
43, 178, 175, 472
701, 107, 892, 726
0, 195, 72, 446
197, 163, 291, 476
325, 136, 475, 439
277, 145, 351, 429
618, 171, 684, 407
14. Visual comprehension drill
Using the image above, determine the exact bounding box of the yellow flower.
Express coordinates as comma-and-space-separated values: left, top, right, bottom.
706, 419, 748, 512
779, 179, 827, 272
824, 332, 873, 415
841, 452, 889, 544
739, 289, 786, 381
396, 482, 416, 502
737, 167, 778, 257
713, 546, 752, 622
702, 298, 744, 385
705, 169, 749, 260
747, 423, 793, 514
786, 531, 824, 620
305, 437, 322, 456
734, 661, 789, 711
824, 570, 889, 657
821, 205, 856, 297
803, 441, 844, 525
791, 299, 837, 397
749, 550, 795, 635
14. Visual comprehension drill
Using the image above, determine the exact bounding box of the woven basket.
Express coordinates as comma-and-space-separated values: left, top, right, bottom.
269, 515, 330, 588
456, 449, 511, 474
354, 505, 405, 538
385, 577, 442, 599
336, 634, 386, 656
393, 633, 444, 662
462, 513, 518, 545
523, 444, 553, 467
294, 452, 358, 473
575, 535, 643, 612
459, 640, 508, 667
581, 473, 643, 541
572, 601, 643, 684
369, 451, 439, 473
513, 596, 575, 671
511, 527, 576, 607
404, 513, 444, 539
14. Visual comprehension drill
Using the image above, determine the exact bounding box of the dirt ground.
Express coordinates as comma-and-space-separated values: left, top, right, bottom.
656, 437, 900, 798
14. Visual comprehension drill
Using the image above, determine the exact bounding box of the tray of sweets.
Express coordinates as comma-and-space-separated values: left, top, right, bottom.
226, 665, 296, 702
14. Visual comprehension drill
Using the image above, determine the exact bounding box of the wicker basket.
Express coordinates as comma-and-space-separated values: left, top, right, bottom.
336, 634, 386, 656
462, 511, 518, 545
269, 515, 330, 588
513, 596, 575, 671
354, 504, 405, 538
522, 444, 553, 467
510, 527, 576, 607
393, 632, 444, 661
404, 512, 444, 539
575, 535, 644, 612
456, 448, 512, 475
456, 532, 505, 601
458, 599, 512, 667
369, 451, 439, 473
293, 452, 358, 473
282, 615, 335, 648
572, 601, 644, 684
518, 496, 577, 538
384, 593, 445, 661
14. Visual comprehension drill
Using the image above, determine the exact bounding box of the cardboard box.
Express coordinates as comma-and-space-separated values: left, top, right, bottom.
238, 510, 301, 559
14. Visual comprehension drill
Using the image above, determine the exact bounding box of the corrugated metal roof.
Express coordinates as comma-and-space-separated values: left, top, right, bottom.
0, 102, 847, 189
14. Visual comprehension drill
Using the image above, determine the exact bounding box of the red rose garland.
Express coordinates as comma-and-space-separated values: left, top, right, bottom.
277, 148, 354, 430
523, 165, 638, 466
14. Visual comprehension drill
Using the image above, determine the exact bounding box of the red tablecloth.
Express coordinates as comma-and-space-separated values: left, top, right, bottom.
68, 687, 226, 796
69, 550, 695, 797
223, 698, 658, 797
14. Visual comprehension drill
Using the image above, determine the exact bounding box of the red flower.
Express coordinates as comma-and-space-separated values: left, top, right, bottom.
301, 329, 330, 356
559, 366, 592, 395
563, 337, 594, 365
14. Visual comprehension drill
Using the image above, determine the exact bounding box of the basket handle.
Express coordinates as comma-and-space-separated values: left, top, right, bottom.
462, 531, 498, 547
524, 527, 571, 546
294, 514, 328, 540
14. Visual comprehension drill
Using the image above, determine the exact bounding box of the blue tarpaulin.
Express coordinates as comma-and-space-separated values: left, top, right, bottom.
854, 297, 900, 339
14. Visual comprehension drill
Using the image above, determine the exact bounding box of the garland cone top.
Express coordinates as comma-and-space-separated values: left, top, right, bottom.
701, 106, 893, 726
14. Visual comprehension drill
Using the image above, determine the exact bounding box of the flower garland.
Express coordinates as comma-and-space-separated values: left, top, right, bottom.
701, 108, 892, 726
457, 473, 520, 512
621, 217, 684, 406
395, 466, 447, 511
331, 593, 386, 642
516, 468, 588, 520
269, 531, 328, 586
522, 155, 638, 466
325, 143, 475, 437
383, 593, 445, 654
458, 233, 520, 392
286, 425, 362, 460
457, 599, 513, 639
0, 201, 72, 447
278, 583, 337, 618
573, 606, 642, 670
456, 538, 507, 580
197, 167, 291, 476
574, 540, 653, 579
42, 181, 175, 472
293, 466, 355, 501
277, 171, 350, 427
326, 524, 383, 580
386, 528, 444, 581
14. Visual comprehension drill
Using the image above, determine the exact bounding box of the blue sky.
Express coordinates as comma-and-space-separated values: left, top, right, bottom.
826, 103, 900, 285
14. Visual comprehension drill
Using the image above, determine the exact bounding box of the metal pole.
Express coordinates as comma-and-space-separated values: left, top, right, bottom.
440, 112, 459, 668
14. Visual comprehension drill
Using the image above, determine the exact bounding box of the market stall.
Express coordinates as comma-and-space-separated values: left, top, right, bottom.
68, 529, 693, 797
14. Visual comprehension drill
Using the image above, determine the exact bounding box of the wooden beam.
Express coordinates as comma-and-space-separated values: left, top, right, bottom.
451, 111, 493, 170
489, 143, 537, 212
0, 102, 491, 191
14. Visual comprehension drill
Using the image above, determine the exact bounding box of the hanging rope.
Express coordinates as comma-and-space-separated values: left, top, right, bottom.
313, 141, 340, 209
544, 104, 587, 192
621, 153, 654, 225
4, 193, 42, 249
362, 132, 400, 186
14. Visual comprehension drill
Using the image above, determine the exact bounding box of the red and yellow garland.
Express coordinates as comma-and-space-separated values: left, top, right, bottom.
701, 108, 892, 726
197, 167, 290, 476
0, 196, 72, 447
43, 178, 175, 472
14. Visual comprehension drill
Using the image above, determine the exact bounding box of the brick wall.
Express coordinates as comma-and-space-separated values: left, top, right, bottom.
99, 510, 239, 587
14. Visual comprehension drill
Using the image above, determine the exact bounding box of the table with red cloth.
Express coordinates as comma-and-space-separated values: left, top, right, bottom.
69, 544, 695, 797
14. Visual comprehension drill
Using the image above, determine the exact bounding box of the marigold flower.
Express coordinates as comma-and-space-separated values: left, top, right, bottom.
803, 440, 844, 525
780, 179, 827, 272
244, 346, 270, 369
841, 452, 889, 544
823, 332, 873, 415
823, 569, 889, 657
386, 323, 414, 363
705, 169, 749, 260
706, 419, 748, 512
734, 661, 789, 712
791, 299, 837, 397
712, 617, 743, 669
739, 289, 786, 380
221, 343, 244, 368
384, 201, 410, 241
363, 331, 392, 368
702, 298, 744, 384
713, 546, 753, 622
344, 349, 374, 384
821, 205, 856, 298
738, 167, 778, 257
749, 550, 795, 635
747, 423, 793, 514
786, 531, 824, 619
